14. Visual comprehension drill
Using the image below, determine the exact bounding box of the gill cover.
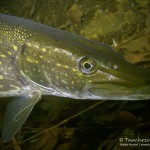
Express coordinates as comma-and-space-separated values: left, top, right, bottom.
18, 41, 51, 88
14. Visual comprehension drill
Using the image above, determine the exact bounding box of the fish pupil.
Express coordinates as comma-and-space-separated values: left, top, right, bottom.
83, 62, 92, 70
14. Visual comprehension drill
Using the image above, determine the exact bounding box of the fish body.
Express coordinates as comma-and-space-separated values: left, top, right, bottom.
0, 14, 150, 142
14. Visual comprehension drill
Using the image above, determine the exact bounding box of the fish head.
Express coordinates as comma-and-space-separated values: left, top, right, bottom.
79, 44, 150, 100
52, 36, 150, 100
19, 33, 150, 100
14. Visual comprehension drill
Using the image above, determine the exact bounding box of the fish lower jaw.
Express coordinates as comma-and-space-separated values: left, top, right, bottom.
84, 90, 150, 100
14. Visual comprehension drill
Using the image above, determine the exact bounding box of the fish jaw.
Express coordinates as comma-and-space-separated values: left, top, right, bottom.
84, 82, 150, 100
77, 65, 150, 100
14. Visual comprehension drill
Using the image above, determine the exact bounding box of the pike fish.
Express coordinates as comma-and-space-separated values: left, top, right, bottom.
0, 13, 150, 142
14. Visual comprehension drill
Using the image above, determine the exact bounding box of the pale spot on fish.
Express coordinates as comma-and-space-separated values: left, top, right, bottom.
7, 51, 12, 55
61, 80, 67, 84
13, 45, 18, 51
40, 55, 43, 59
64, 65, 69, 69
10, 84, 20, 90
72, 68, 77, 72
0, 85, 4, 88
40, 79, 43, 83
64, 73, 68, 77
0, 68, 4, 71
113, 64, 118, 69
26, 42, 32, 47
0, 54, 6, 58
78, 72, 83, 77
27, 57, 38, 64
0, 75, 4, 80
8, 67, 12, 70
33, 43, 40, 49
66, 87, 70, 90
42, 48, 46, 52
56, 63, 61, 67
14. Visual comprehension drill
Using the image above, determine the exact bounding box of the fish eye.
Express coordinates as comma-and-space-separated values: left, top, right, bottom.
78, 56, 97, 74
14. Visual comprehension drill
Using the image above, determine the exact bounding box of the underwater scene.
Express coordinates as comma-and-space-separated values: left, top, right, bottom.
0, 0, 150, 149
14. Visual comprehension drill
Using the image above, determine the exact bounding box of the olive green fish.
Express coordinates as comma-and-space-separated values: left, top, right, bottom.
0, 14, 150, 142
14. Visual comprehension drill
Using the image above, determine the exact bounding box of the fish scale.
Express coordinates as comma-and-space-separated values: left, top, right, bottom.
0, 18, 31, 96
0, 13, 150, 143
0, 41, 22, 94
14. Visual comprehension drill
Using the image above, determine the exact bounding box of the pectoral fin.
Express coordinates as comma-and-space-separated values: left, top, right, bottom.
2, 90, 41, 143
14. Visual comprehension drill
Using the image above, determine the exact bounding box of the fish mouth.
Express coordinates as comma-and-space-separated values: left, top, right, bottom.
85, 81, 148, 100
